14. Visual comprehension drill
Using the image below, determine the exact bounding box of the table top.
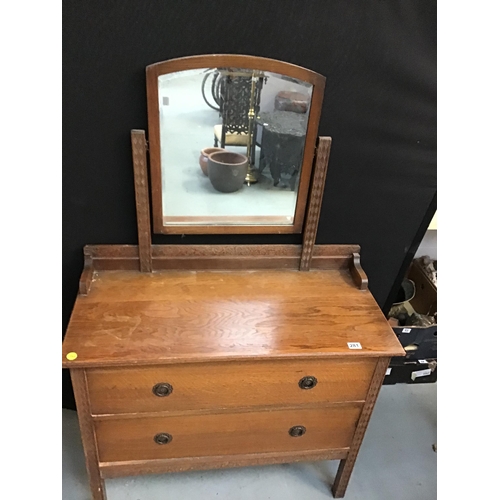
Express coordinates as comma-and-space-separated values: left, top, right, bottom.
62, 268, 405, 368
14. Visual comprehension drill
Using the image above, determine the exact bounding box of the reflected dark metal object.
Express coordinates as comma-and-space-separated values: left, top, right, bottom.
213, 68, 265, 168
201, 69, 222, 112
256, 111, 307, 190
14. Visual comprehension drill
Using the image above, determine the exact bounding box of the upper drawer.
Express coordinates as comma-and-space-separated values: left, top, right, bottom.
87, 358, 377, 415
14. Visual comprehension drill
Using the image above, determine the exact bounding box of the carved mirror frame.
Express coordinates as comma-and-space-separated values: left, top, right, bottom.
145, 54, 326, 235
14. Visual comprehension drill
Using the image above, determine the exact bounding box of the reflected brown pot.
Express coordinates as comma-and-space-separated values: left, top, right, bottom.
207, 152, 248, 193
199, 147, 224, 176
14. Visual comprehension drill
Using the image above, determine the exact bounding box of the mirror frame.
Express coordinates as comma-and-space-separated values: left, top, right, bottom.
146, 54, 325, 235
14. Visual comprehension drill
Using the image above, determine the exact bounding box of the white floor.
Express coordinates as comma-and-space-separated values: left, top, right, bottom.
62, 383, 436, 499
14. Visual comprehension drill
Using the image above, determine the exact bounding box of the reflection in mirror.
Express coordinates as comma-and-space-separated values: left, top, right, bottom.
158, 68, 312, 226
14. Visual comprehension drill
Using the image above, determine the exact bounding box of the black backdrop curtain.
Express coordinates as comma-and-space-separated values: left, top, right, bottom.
63, 1, 436, 409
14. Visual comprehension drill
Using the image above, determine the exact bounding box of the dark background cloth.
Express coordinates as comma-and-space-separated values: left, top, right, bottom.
63, 0, 436, 408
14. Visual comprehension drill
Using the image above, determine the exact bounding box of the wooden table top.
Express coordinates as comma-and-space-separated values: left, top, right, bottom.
62, 269, 405, 368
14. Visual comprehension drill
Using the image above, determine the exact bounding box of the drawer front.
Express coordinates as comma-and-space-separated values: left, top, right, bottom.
95, 405, 361, 463
87, 358, 377, 414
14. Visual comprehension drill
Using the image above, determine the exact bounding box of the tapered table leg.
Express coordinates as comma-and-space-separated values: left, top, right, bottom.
331, 358, 389, 498
71, 369, 107, 500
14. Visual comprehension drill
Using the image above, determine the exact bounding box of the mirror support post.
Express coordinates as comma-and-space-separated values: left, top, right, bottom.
299, 136, 332, 271
131, 129, 153, 272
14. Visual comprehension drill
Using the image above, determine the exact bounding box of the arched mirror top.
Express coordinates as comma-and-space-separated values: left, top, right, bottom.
146, 54, 326, 234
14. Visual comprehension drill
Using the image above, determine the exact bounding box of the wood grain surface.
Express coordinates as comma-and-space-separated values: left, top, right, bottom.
62, 269, 404, 368
94, 405, 361, 463
79, 243, 360, 272
86, 358, 376, 415
100, 448, 349, 478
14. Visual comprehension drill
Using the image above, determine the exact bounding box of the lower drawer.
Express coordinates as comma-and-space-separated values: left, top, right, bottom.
95, 405, 361, 463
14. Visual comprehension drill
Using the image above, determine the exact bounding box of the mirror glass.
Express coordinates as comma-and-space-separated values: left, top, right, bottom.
158, 68, 313, 226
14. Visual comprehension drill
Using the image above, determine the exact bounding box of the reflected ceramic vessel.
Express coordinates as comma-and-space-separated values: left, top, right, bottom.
207, 152, 248, 193
199, 147, 224, 176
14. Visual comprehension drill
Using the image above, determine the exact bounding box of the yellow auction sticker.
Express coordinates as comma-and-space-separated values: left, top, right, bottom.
66, 352, 78, 361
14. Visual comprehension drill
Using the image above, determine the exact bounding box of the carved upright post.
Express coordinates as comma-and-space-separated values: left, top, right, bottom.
131, 129, 153, 272
300, 136, 332, 271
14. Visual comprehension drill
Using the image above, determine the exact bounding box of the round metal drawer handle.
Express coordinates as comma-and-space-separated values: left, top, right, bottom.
154, 432, 173, 445
152, 382, 173, 397
298, 376, 317, 390
289, 425, 306, 437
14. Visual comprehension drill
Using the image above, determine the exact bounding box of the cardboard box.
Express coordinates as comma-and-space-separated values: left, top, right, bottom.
391, 259, 437, 361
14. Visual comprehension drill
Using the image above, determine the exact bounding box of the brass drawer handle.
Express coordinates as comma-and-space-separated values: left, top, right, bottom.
298, 376, 317, 390
152, 382, 173, 397
154, 433, 172, 445
289, 425, 306, 437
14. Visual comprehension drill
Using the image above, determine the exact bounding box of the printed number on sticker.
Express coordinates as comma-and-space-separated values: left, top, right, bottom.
347, 342, 362, 349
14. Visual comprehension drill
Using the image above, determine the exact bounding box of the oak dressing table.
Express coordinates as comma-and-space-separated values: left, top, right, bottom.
62, 55, 405, 499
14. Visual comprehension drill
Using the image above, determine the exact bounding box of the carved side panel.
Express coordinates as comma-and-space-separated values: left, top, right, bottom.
79, 249, 94, 295
350, 253, 369, 290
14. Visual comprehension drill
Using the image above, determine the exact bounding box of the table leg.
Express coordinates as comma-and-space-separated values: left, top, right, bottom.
71, 369, 107, 500
331, 358, 389, 498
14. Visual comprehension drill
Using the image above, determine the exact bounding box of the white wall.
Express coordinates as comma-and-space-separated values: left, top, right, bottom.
414, 230, 437, 260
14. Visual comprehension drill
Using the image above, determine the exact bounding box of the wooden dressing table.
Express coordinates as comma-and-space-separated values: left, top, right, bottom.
62, 55, 405, 499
